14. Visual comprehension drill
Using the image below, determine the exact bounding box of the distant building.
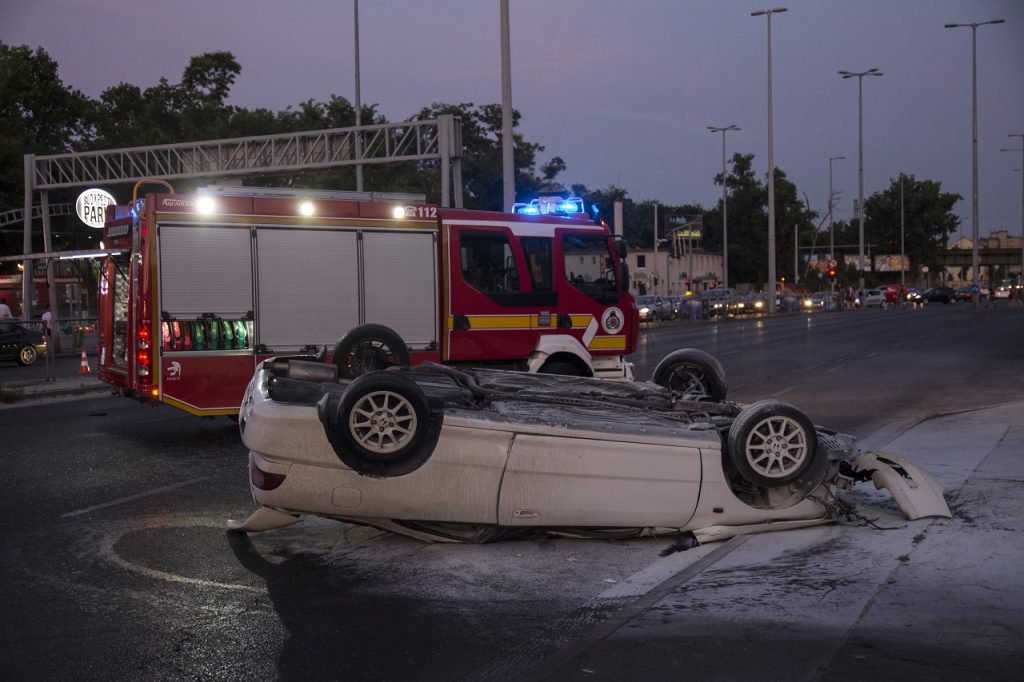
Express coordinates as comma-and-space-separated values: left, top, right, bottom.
626, 247, 723, 297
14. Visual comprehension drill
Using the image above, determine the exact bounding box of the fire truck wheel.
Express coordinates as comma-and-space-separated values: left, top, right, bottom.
651, 349, 727, 401
16, 345, 39, 366
727, 400, 818, 488
318, 372, 443, 477
538, 357, 590, 377
332, 324, 411, 380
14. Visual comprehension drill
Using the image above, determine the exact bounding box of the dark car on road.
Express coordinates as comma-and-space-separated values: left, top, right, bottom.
924, 287, 955, 304
955, 285, 989, 302
0, 320, 47, 366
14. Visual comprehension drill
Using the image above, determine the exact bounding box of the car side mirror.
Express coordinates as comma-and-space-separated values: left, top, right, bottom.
620, 263, 630, 293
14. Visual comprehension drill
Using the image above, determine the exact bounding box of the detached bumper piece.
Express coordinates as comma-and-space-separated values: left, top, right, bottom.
849, 451, 952, 520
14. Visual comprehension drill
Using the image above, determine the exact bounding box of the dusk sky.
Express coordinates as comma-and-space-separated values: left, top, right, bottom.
3, 0, 1023, 239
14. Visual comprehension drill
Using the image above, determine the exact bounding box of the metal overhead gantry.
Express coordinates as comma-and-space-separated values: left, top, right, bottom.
13, 115, 463, 321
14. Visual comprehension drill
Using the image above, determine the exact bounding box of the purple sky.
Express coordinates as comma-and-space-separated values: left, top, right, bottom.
3, 0, 1023, 238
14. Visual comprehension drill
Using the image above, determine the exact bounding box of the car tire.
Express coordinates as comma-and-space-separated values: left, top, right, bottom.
16, 345, 38, 366
318, 371, 443, 477
332, 324, 410, 380
727, 400, 818, 488
651, 348, 728, 401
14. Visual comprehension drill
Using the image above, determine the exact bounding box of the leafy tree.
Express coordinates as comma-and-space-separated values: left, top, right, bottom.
89, 52, 242, 149
0, 43, 93, 265
863, 175, 961, 277
409, 102, 550, 209
706, 153, 767, 288
702, 153, 819, 290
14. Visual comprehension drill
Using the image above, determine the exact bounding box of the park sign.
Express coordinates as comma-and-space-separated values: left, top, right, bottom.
76, 188, 116, 228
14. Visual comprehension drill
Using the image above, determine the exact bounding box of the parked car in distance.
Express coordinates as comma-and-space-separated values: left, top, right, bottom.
861, 288, 886, 308
993, 285, 1011, 299
905, 287, 927, 307
0, 320, 47, 366
924, 286, 956, 304
955, 286, 988, 302
804, 291, 841, 311
701, 287, 740, 317
635, 295, 671, 322
744, 292, 768, 314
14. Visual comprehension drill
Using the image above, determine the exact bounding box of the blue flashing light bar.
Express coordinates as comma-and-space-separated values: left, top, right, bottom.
513, 196, 585, 217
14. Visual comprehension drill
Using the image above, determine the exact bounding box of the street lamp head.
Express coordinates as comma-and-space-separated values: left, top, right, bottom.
751, 7, 787, 16
840, 68, 883, 79
946, 19, 1004, 28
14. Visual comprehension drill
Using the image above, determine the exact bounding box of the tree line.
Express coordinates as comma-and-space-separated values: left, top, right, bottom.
1, 44, 961, 289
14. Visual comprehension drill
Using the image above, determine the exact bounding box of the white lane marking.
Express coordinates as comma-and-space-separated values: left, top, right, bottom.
720, 350, 740, 356
98, 515, 262, 593
826, 364, 845, 373
61, 477, 210, 518
865, 351, 879, 358
772, 386, 796, 398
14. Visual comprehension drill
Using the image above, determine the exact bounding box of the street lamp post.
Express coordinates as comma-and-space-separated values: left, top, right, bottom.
708, 125, 740, 288
752, 7, 787, 313
828, 155, 845, 287
353, 0, 363, 192
900, 173, 906, 289
1000, 136, 1024, 283
945, 18, 1004, 308
839, 68, 883, 294
500, 0, 515, 211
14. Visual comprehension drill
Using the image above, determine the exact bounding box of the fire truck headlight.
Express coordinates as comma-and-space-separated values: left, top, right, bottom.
392, 206, 407, 220
298, 201, 315, 217
196, 196, 216, 215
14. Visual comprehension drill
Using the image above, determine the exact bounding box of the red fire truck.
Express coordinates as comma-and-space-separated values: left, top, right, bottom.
97, 185, 637, 416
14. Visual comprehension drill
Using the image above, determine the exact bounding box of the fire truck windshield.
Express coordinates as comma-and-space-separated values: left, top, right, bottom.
562, 234, 619, 304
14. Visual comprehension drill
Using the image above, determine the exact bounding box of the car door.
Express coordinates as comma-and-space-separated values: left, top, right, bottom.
0, 322, 18, 360
496, 430, 703, 528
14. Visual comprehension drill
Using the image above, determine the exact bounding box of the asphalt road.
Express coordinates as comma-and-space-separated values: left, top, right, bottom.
1, 303, 1021, 680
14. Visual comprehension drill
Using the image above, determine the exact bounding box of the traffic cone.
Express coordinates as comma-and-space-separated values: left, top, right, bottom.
79, 349, 91, 374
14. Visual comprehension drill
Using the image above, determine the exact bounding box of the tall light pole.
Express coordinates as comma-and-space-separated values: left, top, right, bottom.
353, 0, 363, 192
945, 18, 1004, 308
752, 7, 786, 312
900, 173, 906, 289
1002, 134, 1024, 281
839, 68, 883, 293
708, 124, 740, 288
828, 155, 845, 264
500, 0, 515, 211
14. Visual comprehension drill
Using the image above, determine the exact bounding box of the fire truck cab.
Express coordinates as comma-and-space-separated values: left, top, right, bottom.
97, 186, 637, 416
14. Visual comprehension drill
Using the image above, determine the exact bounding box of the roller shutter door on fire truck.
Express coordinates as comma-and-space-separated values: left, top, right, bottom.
254, 227, 437, 352
159, 224, 253, 319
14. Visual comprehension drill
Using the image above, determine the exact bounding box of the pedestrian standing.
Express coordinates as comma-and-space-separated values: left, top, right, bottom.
0, 297, 12, 318
41, 307, 52, 336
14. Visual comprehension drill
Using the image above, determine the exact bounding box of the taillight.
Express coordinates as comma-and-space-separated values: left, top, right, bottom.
137, 322, 153, 382
250, 459, 286, 491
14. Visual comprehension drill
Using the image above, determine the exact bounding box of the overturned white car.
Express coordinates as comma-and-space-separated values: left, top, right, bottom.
228, 350, 950, 544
